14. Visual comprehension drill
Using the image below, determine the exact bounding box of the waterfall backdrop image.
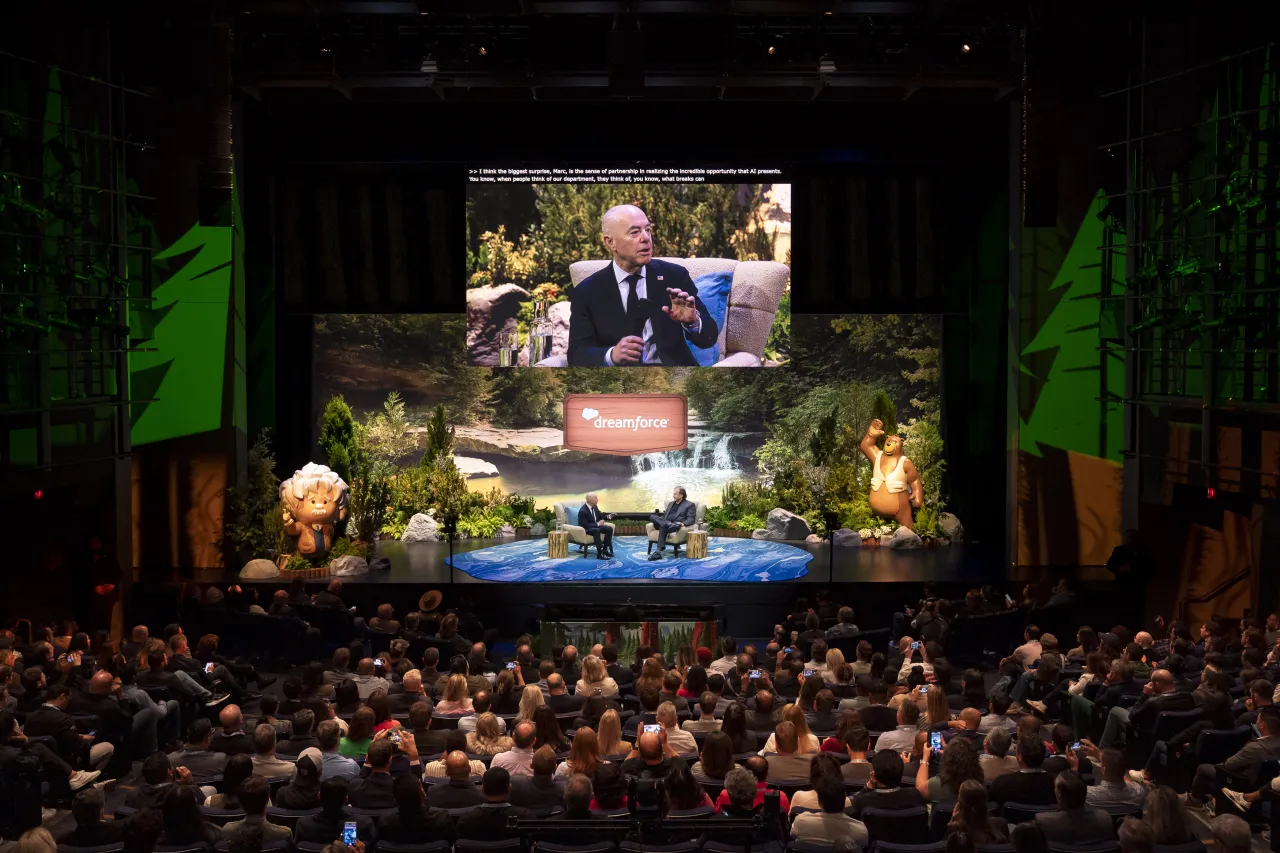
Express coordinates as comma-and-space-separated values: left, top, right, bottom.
312, 313, 944, 526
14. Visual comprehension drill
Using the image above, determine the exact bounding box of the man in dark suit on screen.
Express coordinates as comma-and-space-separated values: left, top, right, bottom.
577, 492, 614, 558
567, 204, 719, 367
649, 486, 696, 561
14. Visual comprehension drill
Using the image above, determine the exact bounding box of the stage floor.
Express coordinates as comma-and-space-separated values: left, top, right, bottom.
367, 534, 999, 586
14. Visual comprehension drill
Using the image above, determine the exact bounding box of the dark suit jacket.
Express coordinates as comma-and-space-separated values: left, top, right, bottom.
655, 499, 697, 527
509, 775, 565, 809
295, 811, 375, 846
1036, 807, 1116, 845
126, 781, 207, 809
1129, 690, 1197, 732
312, 591, 347, 609
277, 735, 320, 757
1096, 678, 1145, 712
456, 802, 534, 840
347, 771, 397, 810
388, 688, 429, 715
658, 691, 690, 713
546, 693, 584, 715
378, 806, 454, 843
411, 727, 451, 757
990, 769, 1057, 805
567, 258, 718, 367
23, 706, 89, 765
67, 692, 134, 742
168, 747, 228, 778
577, 504, 611, 533
425, 778, 485, 810
211, 729, 254, 755
606, 663, 635, 688
746, 709, 779, 732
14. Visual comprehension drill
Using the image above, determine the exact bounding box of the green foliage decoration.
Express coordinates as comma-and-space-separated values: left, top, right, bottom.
420, 403, 455, 469
318, 395, 358, 484
284, 553, 312, 572
216, 429, 285, 565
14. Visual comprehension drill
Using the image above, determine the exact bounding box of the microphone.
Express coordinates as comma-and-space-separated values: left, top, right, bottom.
631, 298, 651, 364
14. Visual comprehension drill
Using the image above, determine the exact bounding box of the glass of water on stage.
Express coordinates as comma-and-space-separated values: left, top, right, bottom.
527, 301, 552, 365
499, 330, 520, 367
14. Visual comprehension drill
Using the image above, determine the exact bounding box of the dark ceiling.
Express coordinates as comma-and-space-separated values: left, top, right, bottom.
235, 0, 1023, 102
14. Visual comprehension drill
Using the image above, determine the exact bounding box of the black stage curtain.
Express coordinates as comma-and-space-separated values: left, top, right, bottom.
275, 169, 462, 314
797, 172, 941, 314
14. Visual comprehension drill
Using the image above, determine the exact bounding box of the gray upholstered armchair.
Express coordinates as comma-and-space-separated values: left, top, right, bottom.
646, 501, 708, 556
552, 501, 615, 557
535, 257, 789, 367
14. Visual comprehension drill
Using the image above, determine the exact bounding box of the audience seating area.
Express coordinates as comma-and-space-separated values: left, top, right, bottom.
3, 581, 1278, 853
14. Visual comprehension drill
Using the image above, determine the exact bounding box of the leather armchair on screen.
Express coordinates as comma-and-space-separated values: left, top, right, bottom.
535, 257, 789, 367
551, 501, 616, 557
646, 501, 708, 556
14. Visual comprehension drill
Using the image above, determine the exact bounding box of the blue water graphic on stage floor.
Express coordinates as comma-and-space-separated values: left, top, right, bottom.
443, 536, 812, 583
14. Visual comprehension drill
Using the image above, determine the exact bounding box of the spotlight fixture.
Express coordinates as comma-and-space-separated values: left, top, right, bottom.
478, 45, 488, 56
818, 55, 836, 74
961, 43, 971, 53
767, 44, 776, 55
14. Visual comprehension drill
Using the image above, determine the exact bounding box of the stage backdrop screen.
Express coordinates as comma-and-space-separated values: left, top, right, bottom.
312, 313, 945, 539
465, 166, 791, 369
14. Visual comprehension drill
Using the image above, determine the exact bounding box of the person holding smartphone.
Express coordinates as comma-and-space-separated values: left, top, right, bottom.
620, 728, 680, 781
895, 637, 935, 685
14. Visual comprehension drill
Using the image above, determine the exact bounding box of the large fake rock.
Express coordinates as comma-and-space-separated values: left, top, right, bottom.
531, 523, 547, 536
518, 300, 572, 365
495, 524, 516, 539
239, 559, 280, 579
805, 534, 824, 544
889, 528, 924, 550
938, 513, 964, 542
750, 528, 771, 540
833, 528, 862, 548
766, 508, 812, 541
466, 284, 530, 366
401, 512, 440, 543
330, 556, 369, 576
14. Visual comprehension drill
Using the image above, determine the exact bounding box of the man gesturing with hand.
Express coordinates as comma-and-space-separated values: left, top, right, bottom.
567, 204, 719, 366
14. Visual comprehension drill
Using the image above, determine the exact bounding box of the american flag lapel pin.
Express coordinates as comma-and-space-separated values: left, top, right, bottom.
657, 275, 664, 281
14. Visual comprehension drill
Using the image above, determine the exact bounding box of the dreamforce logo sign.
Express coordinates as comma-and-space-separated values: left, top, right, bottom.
563, 394, 688, 456
581, 407, 672, 431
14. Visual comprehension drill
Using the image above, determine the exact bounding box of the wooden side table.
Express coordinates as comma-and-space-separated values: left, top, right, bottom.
685, 530, 708, 559
547, 530, 569, 558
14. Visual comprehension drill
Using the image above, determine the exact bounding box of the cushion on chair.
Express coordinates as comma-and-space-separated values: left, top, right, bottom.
719, 260, 789, 362
688, 270, 733, 366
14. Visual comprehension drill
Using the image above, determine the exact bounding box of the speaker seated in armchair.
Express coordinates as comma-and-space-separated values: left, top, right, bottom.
552, 496, 616, 559
535, 256, 789, 368
646, 488, 708, 559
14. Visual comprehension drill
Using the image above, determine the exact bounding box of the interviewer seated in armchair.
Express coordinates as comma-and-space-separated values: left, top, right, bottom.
577, 492, 615, 559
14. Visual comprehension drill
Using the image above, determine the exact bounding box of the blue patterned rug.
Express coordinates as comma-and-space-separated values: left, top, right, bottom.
443, 535, 812, 583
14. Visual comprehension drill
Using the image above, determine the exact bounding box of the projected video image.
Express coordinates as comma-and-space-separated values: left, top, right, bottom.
466, 166, 791, 368
313, 314, 945, 543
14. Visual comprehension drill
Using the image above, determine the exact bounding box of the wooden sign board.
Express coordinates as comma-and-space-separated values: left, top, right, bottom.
562, 394, 688, 456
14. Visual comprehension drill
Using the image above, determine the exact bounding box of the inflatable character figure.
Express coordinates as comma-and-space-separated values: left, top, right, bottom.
859, 418, 922, 530
280, 462, 350, 560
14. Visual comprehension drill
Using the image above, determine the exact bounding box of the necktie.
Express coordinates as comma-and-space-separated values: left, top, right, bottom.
625, 273, 640, 318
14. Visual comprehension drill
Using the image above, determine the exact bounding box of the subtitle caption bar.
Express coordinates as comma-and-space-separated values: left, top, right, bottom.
467, 167, 783, 184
